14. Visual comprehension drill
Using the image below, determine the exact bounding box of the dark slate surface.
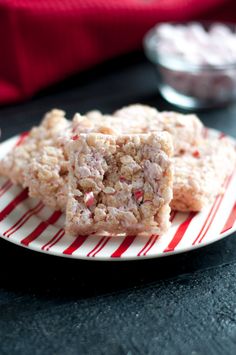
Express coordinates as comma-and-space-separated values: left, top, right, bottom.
0, 52, 236, 355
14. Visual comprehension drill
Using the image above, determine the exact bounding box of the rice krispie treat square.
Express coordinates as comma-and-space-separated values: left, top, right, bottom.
24, 111, 120, 211
66, 132, 173, 236
113, 104, 203, 155
24, 112, 98, 211
0, 109, 70, 185
24, 145, 69, 211
72, 105, 203, 156
171, 137, 236, 212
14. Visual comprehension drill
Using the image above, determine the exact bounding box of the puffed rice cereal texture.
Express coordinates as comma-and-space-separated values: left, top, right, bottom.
66, 132, 173, 236
171, 137, 236, 211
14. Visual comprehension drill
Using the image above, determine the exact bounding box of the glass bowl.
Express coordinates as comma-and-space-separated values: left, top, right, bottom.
143, 22, 236, 109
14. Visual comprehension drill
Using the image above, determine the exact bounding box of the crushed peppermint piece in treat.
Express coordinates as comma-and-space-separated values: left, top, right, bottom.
84, 192, 95, 207
133, 189, 144, 203
72, 135, 80, 141
192, 150, 200, 158
119, 176, 127, 183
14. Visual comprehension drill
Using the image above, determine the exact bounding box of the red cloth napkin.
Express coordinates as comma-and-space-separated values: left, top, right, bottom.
0, 0, 235, 105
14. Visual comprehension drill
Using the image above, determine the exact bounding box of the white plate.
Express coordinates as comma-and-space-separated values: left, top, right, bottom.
0, 129, 236, 261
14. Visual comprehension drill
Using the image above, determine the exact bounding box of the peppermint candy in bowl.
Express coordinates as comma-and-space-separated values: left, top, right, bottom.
144, 22, 236, 109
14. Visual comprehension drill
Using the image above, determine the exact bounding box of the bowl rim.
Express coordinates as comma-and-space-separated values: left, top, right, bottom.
143, 21, 236, 71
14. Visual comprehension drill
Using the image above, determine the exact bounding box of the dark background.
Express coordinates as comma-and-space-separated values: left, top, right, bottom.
0, 52, 236, 355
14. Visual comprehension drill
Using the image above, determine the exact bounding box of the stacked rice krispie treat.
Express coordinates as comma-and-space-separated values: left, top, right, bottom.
0, 109, 70, 186
113, 104, 203, 154
0, 104, 235, 237
82, 104, 203, 154
171, 138, 236, 211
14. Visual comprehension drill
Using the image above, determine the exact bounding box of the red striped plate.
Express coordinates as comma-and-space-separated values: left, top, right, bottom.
0, 129, 236, 261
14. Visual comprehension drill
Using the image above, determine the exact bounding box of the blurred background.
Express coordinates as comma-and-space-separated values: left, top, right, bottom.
0, 0, 236, 106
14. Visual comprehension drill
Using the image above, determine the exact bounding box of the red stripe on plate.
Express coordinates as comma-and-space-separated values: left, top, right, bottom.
15, 132, 29, 146
0, 179, 11, 192
0, 188, 28, 222
63, 235, 88, 255
198, 174, 233, 244
164, 212, 197, 253
4, 202, 44, 237
87, 236, 107, 257
139, 211, 176, 256
46, 230, 65, 251
89, 237, 111, 257
0, 180, 10, 192
21, 210, 62, 246
192, 197, 221, 246
111, 235, 136, 258
143, 235, 159, 256
193, 173, 233, 245
42, 228, 65, 251
221, 202, 236, 234
198, 173, 234, 243
0, 180, 12, 198
137, 235, 154, 257
197, 195, 226, 244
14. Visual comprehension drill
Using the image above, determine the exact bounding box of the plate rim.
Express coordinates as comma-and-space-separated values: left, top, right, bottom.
0, 223, 235, 262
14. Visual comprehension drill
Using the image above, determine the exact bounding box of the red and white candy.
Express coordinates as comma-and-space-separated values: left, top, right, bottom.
84, 192, 95, 208
154, 22, 236, 103
156, 23, 236, 66
133, 189, 144, 203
